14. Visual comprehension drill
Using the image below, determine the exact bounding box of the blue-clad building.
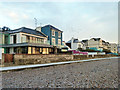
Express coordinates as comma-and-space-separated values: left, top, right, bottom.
41, 25, 63, 47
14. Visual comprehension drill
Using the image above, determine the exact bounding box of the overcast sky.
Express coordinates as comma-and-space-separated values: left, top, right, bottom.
0, 2, 118, 43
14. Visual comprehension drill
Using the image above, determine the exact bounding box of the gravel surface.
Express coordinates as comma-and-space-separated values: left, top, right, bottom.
2, 58, 119, 88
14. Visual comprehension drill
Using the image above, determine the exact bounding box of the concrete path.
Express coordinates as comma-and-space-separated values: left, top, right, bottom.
0, 57, 119, 71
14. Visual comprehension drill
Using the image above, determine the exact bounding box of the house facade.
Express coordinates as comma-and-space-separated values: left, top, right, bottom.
108, 43, 118, 53
0, 30, 10, 54
81, 39, 88, 49
41, 25, 63, 48
118, 46, 120, 54
66, 37, 84, 50
87, 38, 109, 51
1, 27, 54, 54
88, 38, 103, 49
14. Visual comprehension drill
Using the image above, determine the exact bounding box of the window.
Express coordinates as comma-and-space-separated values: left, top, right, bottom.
43, 48, 48, 54
52, 38, 55, 45
26, 36, 30, 42
58, 32, 61, 37
13, 35, 16, 44
22, 47, 28, 54
21, 35, 26, 43
6, 48, 10, 53
5, 35, 8, 44
58, 39, 61, 45
78, 44, 81, 48
52, 30, 55, 36
36, 48, 40, 54
32, 37, 36, 43
37, 38, 44, 43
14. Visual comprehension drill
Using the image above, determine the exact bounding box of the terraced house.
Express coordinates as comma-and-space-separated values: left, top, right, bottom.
1, 27, 55, 54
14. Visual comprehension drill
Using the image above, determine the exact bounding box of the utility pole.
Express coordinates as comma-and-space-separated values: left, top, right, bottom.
40, 23, 42, 27
34, 18, 37, 28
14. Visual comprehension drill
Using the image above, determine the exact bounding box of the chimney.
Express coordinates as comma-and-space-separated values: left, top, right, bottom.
36, 26, 41, 32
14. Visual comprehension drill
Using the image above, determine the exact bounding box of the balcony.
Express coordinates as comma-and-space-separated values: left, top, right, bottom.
23, 40, 50, 45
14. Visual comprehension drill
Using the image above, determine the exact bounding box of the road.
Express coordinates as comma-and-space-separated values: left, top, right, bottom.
2, 58, 119, 88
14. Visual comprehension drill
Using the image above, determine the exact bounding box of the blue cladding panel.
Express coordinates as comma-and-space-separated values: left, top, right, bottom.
41, 26, 51, 44
41, 25, 63, 45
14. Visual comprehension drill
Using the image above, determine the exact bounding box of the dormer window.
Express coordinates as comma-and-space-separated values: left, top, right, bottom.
52, 30, 55, 36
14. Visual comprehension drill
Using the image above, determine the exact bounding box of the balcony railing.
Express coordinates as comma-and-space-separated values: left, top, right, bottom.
26, 41, 65, 48
1, 39, 66, 49
23, 40, 50, 45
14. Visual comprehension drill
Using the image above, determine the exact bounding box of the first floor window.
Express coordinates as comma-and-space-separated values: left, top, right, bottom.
58, 39, 61, 45
52, 30, 55, 36
58, 32, 61, 38
52, 38, 55, 45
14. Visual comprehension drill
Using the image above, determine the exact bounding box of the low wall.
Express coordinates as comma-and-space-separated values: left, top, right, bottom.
14, 54, 73, 65
74, 54, 116, 60
2, 54, 117, 66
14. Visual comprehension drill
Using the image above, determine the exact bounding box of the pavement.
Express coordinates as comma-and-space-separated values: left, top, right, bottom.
1, 57, 119, 88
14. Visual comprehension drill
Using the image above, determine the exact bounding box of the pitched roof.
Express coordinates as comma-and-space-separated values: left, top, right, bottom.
92, 38, 101, 41
102, 40, 106, 43
6, 27, 47, 37
73, 39, 81, 43
42, 25, 63, 32
66, 38, 81, 43
82, 39, 88, 43
66, 40, 71, 43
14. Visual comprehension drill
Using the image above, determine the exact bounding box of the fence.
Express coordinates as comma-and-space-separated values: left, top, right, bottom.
2, 54, 13, 63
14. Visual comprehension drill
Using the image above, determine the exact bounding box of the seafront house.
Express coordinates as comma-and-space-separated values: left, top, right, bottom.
87, 38, 109, 51
66, 37, 84, 50
81, 39, 89, 49
0, 27, 54, 54
118, 45, 120, 54
0, 27, 10, 54
108, 43, 118, 53
61, 41, 69, 52
41, 25, 63, 48
0, 28, 9, 59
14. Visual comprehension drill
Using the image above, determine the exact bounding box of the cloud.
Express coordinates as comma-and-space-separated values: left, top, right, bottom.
22, 14, 29, 19
9, 12, 19, 22
0, 2, 118, 43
